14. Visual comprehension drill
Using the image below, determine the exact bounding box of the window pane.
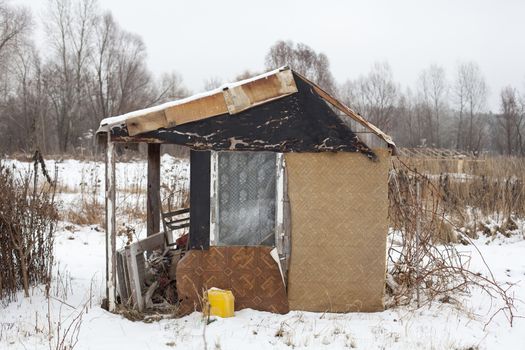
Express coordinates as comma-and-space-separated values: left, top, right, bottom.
217, 152, 276, 246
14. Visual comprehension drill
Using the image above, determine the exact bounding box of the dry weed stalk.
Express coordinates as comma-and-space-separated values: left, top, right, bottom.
66, 163, 104, 227
0, 153, 58, 301
388, 158, 518, 327
46, 297, 87, 350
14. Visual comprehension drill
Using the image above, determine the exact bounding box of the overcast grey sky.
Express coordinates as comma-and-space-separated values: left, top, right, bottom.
17, 0, 525, 111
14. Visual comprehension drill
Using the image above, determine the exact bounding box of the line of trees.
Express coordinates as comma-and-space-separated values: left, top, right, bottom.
0, 0, 188, 155
1, 1, 524, 156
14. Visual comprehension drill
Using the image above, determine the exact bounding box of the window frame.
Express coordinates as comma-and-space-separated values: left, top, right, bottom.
209, 151, 285, 250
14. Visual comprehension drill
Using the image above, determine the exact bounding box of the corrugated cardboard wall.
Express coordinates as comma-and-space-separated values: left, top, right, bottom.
285, 149, 390, 312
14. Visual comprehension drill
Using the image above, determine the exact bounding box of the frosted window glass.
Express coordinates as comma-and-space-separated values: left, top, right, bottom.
217, 152, 276, 246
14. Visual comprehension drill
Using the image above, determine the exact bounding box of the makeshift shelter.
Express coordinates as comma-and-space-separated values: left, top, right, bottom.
96, 66, 396, 315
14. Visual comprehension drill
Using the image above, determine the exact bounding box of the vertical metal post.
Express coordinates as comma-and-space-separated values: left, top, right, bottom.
105, 134, 116, 312
275, 153, 285, 255
209, 151, 218, 245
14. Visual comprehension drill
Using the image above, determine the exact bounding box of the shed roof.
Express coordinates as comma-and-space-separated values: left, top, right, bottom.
97, 67, 395, 157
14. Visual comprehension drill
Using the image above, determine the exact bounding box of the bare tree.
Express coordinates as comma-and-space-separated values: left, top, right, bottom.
265, 40, 336, 94
0, 1, 32, 58
87, 11, 156, 122
3, 43, 49, 153
453, 62, 487, 152
417, 65, 448, 147
341, 62, 398, 132
394, 88, 421, 147
44, 1, 180, 153
497, 86, 524, 155
0, 0, 192, 155
155, 71, 189, 103
0, 1, 31, 100
518, 91, 525, 155
203, 76, 223, 91
0, 1, 36, 152
84, 10, 190, 154
44, 0, 97, 153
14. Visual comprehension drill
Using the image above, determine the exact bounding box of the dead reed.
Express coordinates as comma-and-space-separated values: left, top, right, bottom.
393, 155, 525, 235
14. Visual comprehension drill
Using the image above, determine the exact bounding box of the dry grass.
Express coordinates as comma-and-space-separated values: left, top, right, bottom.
387, 159, 518, 326
63, 163, 105, 227
65, 197, 105, 227
401, 156, 525, 178
393, 156, 525, 237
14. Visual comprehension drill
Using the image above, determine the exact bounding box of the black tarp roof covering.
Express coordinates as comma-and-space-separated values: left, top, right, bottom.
109, 73, 377, 159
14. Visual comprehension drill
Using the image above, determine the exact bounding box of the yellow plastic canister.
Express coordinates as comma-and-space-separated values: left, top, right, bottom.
205, 288, 235, 318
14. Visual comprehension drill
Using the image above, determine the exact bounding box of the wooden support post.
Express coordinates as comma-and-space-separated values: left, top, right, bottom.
147, 143, 161, 237
105, 135, 117, 312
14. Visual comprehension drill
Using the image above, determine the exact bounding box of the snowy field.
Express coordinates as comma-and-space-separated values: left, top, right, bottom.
1, 157, 524, 350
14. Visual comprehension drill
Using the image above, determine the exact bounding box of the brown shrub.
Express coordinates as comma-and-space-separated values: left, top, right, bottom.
387, 160, 517, 326
0, 158, 58, 301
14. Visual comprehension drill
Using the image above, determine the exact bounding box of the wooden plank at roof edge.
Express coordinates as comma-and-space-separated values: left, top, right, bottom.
164, 92, 228, 127
126, 109, 168, 137
224, 69, 298, 115
313, 84, 394, 145
125, 69, 298, 136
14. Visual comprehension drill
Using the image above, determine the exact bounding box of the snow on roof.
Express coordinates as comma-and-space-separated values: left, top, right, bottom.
98, 66, 290, 133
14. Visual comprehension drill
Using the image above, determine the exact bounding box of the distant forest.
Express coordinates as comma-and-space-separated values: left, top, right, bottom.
1, 0, 524, 156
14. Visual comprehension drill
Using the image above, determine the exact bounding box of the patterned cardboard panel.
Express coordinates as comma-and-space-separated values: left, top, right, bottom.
176, 246, 289, 316
285, 150, 390, 312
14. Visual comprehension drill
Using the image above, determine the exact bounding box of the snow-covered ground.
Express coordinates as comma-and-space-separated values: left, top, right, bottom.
1, 157, 524, 349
